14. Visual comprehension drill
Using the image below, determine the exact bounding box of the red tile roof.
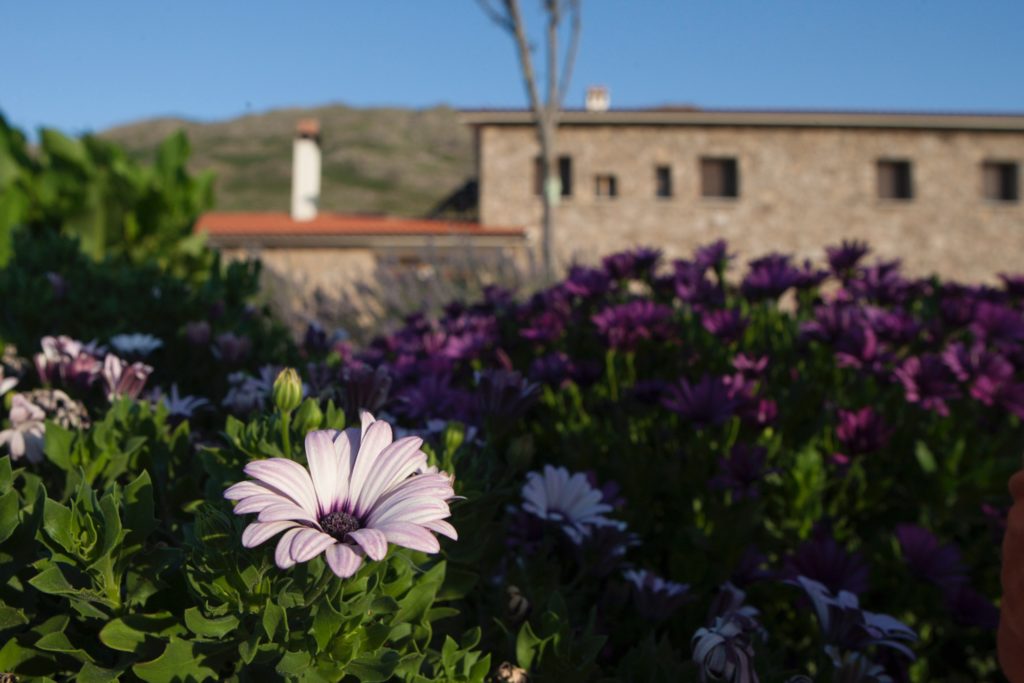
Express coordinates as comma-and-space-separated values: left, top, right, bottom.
195, 211, 524, 238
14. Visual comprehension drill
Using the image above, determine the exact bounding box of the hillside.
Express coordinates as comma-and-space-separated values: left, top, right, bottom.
101, 104, 475, 217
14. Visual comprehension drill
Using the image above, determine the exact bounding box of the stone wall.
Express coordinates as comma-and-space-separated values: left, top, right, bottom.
478, 124, 1024, 281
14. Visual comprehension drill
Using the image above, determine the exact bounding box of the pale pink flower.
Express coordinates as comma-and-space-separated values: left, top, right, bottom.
224, 412, 457, 578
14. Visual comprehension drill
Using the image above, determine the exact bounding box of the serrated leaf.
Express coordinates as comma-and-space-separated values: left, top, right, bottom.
78, 661, 128, 683
312, 601, 344, 654
132, 638, 217, 683
516, 621, 545, 671
0, 638, 38, 671
184, 607, 239, 639
275, 650, 312, 677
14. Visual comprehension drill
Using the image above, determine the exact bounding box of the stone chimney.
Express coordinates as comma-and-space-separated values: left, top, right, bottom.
585, 86, 610, 112
291, 119, 321, 221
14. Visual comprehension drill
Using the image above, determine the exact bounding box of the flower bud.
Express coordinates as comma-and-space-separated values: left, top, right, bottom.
273, 368, 303, 414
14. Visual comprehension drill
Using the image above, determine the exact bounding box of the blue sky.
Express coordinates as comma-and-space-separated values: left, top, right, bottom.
2, 1, 1022, 136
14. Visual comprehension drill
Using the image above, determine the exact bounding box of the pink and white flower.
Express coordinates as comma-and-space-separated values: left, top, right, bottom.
224, 412, 458, 578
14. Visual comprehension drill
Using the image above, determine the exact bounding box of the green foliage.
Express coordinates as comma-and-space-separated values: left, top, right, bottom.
0, 113, 213, 276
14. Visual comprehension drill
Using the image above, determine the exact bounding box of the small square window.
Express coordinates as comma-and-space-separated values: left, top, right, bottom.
877, 160, 914, 200
595, 174, 618, 198
533, 155, 573, 197
655, 166, 673, 198
983, 161, 1019, 202
700, 157, 739, 198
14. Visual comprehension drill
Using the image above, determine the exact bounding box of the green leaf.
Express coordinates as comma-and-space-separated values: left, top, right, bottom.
132, 638, 217, 683
346, 649, 400, 682
0, 489, 19, 544
36, 630, 94, 663
275, 650, 313, 677
516, 621, 545, 671
184, 608, 239, 639
43, 498, 75, 552
915, 440, 937, 474
78, 661, 128, 683
0, 455, 12, 491
311, 601, 344, 654
43, 421, 75, 470
441, 635, 458, 672
0, 638, 38, 671
262, 600, 287, 641
29, 565, 77, 596
124, 470, 157, 543
99, 618, 148, 653
0, 604, 29, 632
394, 561, 445, 624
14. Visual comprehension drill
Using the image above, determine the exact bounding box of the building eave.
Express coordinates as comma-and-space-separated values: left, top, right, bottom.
459, 108, 1024, 132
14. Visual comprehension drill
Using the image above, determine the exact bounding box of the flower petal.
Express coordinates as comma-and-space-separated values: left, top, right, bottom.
305, 430, 343, 516
289, 528, 338, 563
275, 527, 303, 569
242, 520, 297, 548
367, 496, 450, 527
348, 528, 388, 561
224, 480, 274, 500
325, 542, 363, 578
258, 502, 319, 525
346, 419, 393, 511
244, 458, 318, 515
420, 518, 458, 540
233, 493, 290, 515
377, 522, 441, 553
351, 436, 426, 517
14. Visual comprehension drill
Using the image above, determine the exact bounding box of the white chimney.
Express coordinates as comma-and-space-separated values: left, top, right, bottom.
585, 86, 610, 112
291, 119, 321, 221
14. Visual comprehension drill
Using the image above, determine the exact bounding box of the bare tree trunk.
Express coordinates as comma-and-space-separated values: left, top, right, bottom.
478, 0, 581, 284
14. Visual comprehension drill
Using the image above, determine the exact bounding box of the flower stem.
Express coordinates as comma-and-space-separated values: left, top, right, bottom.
281, 411, 292, 456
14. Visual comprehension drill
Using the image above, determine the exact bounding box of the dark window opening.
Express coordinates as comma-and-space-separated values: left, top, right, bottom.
877, 160, 914, 200
655, 165, 673, 198
700, 157, 739, 198
595, 174, 618, 198
983, 161, 1019, 202
534, 155, 573, 197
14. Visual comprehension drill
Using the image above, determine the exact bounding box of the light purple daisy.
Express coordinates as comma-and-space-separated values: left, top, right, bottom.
520, 465, 626, 544
224, 412, 458, 578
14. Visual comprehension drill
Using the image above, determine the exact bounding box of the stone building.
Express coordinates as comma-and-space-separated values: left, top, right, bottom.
196, 119, 525, 330
463, 108, 1024, 280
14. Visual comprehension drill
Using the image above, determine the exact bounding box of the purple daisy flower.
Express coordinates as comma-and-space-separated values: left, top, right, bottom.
895, 524, 967, 591
944, 584, 999, 630
694, 239, 733, 275
785, 533, 870, 596
741, 253, 801, 301
893, 354, 961, 416
591, 300, 674, 352
825, 240, 870, 274
710, 444, 777, 501
834, 407, 893, 462
662, 374, 740, 428
224, 412, 457, 578
623, 569, 691, 621
702, 308, 749, 344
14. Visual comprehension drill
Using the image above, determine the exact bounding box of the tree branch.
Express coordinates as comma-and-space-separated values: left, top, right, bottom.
557, 0, 581, 106
475, 0, 515, 33
504, 0, 544, 118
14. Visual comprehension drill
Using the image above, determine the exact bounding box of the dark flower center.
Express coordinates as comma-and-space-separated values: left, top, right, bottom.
319, 511, 360, 541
